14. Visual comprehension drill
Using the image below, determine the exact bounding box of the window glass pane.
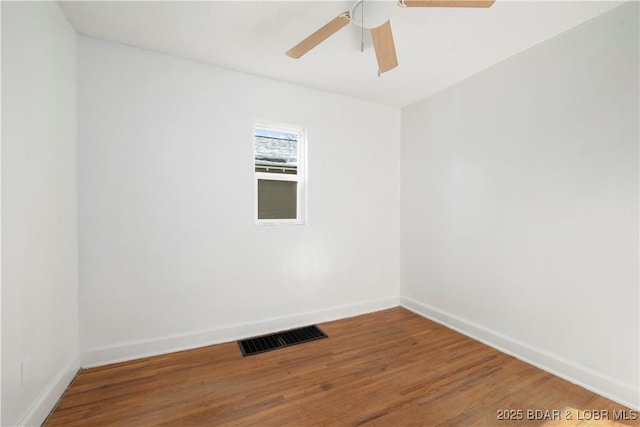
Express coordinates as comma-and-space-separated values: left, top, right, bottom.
255, 129, 297, 175
257, 179, 297, 220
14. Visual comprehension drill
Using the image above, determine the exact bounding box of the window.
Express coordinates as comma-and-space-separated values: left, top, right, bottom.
254, 123, 306, 224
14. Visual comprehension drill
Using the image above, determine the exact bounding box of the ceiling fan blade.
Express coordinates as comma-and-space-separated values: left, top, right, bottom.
286, 12, 351, 59
370, 21, 398, 73
402, 0, 495, 7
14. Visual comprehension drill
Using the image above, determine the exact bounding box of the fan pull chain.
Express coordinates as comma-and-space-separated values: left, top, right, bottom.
360, 0, 365, 52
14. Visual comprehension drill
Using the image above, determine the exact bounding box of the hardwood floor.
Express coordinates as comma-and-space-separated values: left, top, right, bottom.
46, 308, 637, 426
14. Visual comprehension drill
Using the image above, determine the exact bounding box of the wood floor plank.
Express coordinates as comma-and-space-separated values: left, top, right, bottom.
45, 308, 637, 426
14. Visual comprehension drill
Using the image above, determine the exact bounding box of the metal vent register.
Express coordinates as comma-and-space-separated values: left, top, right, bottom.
238, 325, 327, 356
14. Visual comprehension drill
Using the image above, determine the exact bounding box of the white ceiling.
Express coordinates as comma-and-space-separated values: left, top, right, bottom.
58, 0, 623, 107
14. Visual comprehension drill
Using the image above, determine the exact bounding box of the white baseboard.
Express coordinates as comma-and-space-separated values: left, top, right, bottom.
400, 296, 639, 411
81, 296, 399, 368
18, 353, 80, 427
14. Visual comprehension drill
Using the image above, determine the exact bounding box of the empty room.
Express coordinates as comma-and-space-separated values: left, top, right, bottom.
1, 0, 638, 425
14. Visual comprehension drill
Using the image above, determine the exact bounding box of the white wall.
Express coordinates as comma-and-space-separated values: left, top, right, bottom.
401, 1, 639, 409
78, 36, 400, 365
1, 2, 79, 426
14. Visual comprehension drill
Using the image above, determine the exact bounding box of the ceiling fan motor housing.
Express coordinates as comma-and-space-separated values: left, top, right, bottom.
350, 0, 396, 29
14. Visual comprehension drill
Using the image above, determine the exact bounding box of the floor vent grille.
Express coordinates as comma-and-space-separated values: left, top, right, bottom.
238, 325, 327, 356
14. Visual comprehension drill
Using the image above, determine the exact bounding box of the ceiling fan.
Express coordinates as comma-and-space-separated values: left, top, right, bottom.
286, 0, 496, 74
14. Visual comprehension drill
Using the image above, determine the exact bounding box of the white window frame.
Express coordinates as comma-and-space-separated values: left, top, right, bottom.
254, 122, 306, 225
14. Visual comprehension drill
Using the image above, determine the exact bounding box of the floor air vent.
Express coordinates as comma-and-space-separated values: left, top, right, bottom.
238, 325, 327, 356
